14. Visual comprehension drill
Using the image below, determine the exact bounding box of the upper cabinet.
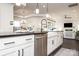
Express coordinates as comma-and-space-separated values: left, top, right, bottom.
0, 3, 13, 33
47, 19, 56, 31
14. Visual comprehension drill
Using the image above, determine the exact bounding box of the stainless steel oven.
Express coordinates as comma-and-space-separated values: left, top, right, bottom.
64, 28, 75, 39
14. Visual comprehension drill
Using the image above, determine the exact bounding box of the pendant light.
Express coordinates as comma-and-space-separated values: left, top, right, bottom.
46, 3, 50, 18
35, 3, 39, 14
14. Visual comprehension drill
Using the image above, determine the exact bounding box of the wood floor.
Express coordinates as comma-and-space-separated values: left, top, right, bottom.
62, 39, 79, 56
63, 39, 79, 50
50, 39, 79, 56
62, 39, 79, 49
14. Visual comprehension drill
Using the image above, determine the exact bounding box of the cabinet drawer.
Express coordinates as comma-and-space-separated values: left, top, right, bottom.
0, 35, 34, 50
17, 35, 34, 44
0, 37, 17, 50
48, 32, 57, 37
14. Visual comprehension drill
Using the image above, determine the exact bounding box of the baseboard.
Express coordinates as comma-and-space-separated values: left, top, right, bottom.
48, 44, 63, 56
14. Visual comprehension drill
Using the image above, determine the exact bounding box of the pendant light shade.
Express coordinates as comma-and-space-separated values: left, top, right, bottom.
35, 8, 39, 14
46, 3, 49, 18
46, 3, 51, 18
35, 3, 39, 14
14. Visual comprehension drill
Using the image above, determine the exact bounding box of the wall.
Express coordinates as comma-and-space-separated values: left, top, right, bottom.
0, 3, 13, 33
14, 11, 79, 31
49, 8, 79, 31
14, 4, 79, 31
14, 16, 45, 32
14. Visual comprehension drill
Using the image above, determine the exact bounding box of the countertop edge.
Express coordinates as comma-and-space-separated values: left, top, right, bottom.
0, 32, 48, 38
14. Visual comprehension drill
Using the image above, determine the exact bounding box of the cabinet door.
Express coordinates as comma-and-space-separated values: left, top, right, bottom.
22, 44, 34, 56
57, 32, 63, 46
60, 32, 63, 44
2, 51, 18, 56
0, 48, 19, 56
53, 36, 58, 49
47, 36, 55, 55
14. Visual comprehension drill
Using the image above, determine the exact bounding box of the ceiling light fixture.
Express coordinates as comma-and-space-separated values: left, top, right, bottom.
46, 3, 50, 18
35, 3, 39, 14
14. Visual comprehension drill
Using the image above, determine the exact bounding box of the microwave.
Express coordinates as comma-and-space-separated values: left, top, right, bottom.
64, 23, 73, 28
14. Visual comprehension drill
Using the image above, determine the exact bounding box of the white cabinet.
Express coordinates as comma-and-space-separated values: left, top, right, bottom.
17, 42, 34, 56
0, 35, 34, 56
22, 44, 34, 56
57, 32, 63, 48
5, 51, 18, 56
47, 31, 63, 55
0, 47, 18, 56
47, 32, 58, 55
47, 37, 54, 55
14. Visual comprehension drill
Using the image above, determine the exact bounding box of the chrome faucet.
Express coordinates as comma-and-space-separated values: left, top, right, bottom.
41, 19, 47, 32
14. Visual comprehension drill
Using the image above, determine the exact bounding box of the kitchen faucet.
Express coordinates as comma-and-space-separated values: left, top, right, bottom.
41, 19, 47, 32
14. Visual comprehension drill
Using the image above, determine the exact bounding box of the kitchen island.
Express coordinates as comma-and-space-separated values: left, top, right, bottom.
0, 32, 47, 56
0, 31, 63, 56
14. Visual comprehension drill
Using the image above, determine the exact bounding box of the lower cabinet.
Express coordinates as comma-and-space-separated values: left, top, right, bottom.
1, 49, 18, 56
47, 35, 57, 55
0, 43, 34, 56
0, 44, 19, 56
34, 34, 47, 56
47, 37, 54, 55
6, 51, 18, 56
21, 43, 34, 56
47, 32, 63, 55
0, 35, 34, 56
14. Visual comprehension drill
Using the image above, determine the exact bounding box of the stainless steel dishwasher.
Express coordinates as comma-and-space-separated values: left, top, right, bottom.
34, 33, 47, 56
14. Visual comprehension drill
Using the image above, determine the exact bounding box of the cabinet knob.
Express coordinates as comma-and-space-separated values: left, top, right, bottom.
36, 37, 42, 39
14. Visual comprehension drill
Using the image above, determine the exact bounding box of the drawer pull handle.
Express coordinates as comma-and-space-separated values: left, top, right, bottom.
25, 38, 32, 40
22, 49, 24, 56
18, 50, 20, 56
36, 37, 42, 39
4, 42, 15, 45
52, 40, 54, 44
